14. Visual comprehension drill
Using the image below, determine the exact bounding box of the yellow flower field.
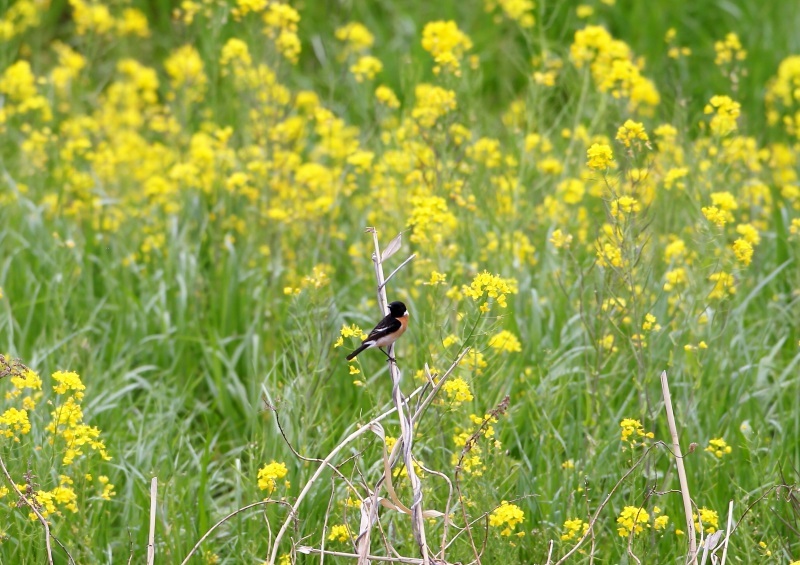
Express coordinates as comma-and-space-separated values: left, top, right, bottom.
0, 0, 799, 562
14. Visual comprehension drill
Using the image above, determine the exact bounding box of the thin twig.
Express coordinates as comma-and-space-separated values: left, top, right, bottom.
181, 499, 292, 565
147, 477, 157, 565
660, 370, 697, 564
380, 254, 417, 290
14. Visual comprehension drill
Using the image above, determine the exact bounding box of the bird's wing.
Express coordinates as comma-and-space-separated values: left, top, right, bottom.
365, 315, 401, 342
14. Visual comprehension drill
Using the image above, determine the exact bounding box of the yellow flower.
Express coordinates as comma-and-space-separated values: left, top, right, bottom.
714, 32, 747, 66
488, 330, 522, 353
327, 524, 351, 543
587, 143, 614, 170
732, 239, 753, 266
412, 84, 457, 127
350, 55, 383, 82
0, 407, 31, 440
425, 271, 447, 285
610, 196, 640, 219
705, 437, 733, 458
442, 377, 474, 407
407, 195, 458, 245
488, 0, 536, 27
461, 271, 518, 310
560, 518, 588, 540
375, 85, 400, 108
52, 370, 86, 396
550, 229, 573, 249
164, 44, 208, 102
335, 22, 374, 54
708, 271, 736, 299
615, 119, 649, 148
693, 507, 719, 534
654, 515, 669, 531
257, 461, 288, 494
642, 314, 661, 332
704, 95, 741, 136
619, 418, 653, 447
421, 20, 473, 75
617, 506, 650, 537
489, 501, 525, 536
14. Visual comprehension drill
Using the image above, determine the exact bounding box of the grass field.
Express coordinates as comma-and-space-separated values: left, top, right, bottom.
1, 0, 800, 563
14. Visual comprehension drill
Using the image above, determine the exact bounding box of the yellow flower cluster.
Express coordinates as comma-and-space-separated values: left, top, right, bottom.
766, 55, 800, 137
616, 506, 670, 537
327, 524, 351, 542
615, 120, 649, 149
0, 364, 115, 522
704, 95, 741, 136
262, 2, 302, 64
570, 25, 660, 113
407, 195, 458, 245
693, 507, 720, 534
334, 323, 368, 349
411, 84, 458, 127
488, 330, 523, 353
714, 32, 747, 67
619, 418, 654, 448
421, 20, 473, 75
587, 143, 614, 170
705, 437, 733, 458
561, 518, 589, 541
442, 377, 474, 407
489, 501, 525, 536
485, 0, 536, 28
461, 271, 518, 311
616, 506, 649, 537
257, 461, 289, 494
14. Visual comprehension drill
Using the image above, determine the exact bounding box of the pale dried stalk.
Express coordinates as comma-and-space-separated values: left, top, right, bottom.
365, 228, 428, 565
147, 477, 157, 565
660, 370, 697, 564
719, 500, 734, 565
267, 385, 426, 565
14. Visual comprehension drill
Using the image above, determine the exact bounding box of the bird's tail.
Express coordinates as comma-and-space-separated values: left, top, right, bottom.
346, 342, 370, 361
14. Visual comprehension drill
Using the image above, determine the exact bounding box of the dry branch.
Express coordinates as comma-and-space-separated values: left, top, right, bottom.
660, 370, 697, 563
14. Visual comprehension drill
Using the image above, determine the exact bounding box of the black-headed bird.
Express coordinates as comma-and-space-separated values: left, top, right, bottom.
346, 301, 409, 362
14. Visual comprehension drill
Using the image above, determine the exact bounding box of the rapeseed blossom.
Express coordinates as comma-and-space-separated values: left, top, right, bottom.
258, 461, 288, 494
705, 437, 733, 458
694, 507, 720, 533
619, 418, 653, 448
489, 501, 525, 536
561, 518, 588, 540
587, 143, 614, 170
617, 506, 649, 537
421, 21, 473, 75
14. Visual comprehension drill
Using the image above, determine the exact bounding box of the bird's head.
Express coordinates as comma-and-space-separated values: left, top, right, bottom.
388, 301, 408, 318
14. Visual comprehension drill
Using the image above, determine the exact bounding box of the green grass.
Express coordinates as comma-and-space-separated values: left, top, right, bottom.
1, 0, 800, 563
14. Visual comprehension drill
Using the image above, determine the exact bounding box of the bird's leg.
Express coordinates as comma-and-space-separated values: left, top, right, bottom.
379, 348, 396, 364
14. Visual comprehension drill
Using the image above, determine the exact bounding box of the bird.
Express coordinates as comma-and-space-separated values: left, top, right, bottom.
346, 301, 409, 363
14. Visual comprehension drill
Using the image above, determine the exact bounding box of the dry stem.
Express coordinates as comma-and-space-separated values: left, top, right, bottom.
660, 370, 697, 563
